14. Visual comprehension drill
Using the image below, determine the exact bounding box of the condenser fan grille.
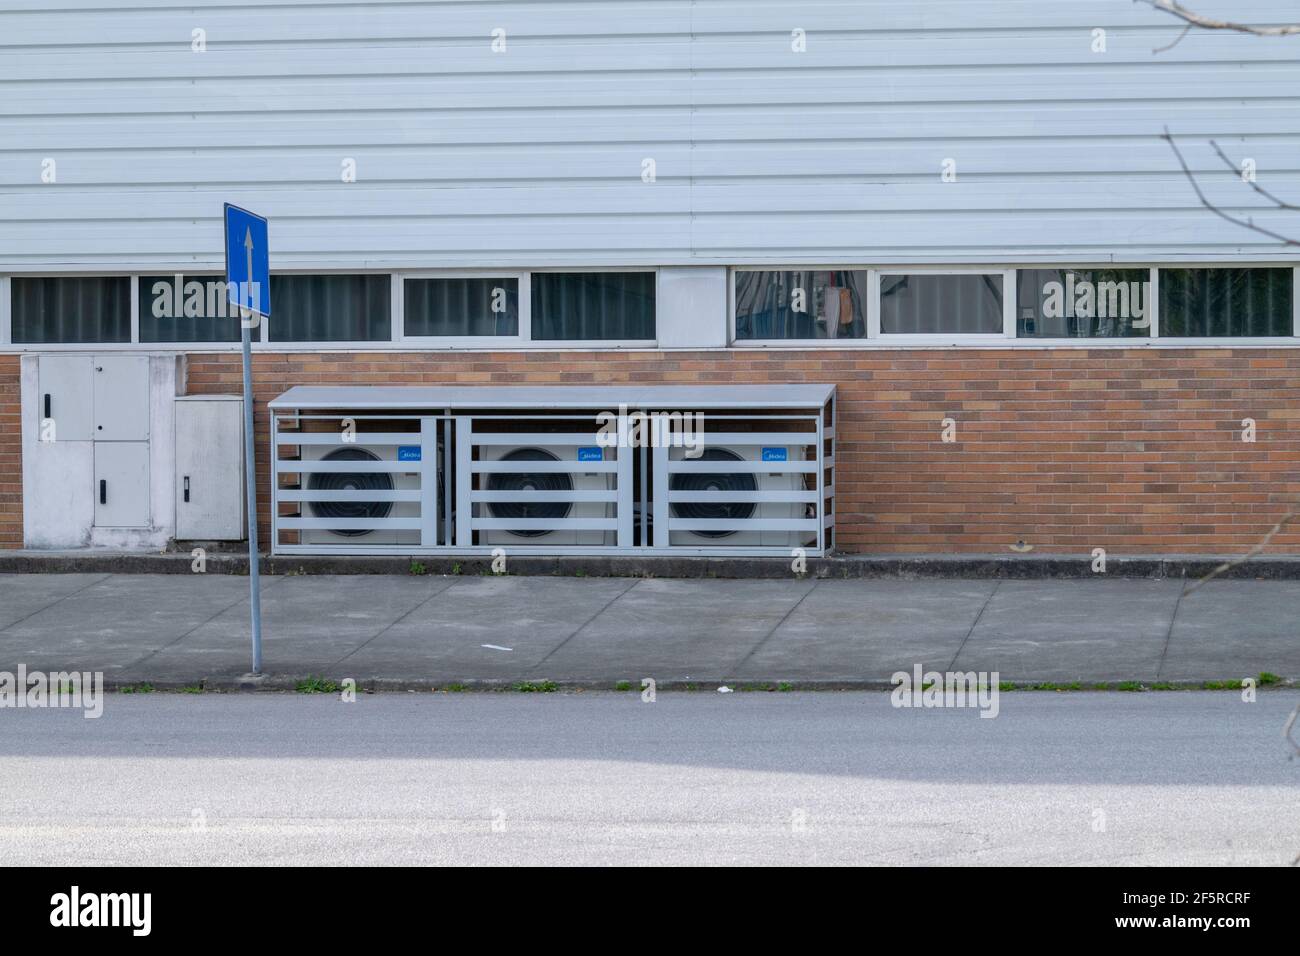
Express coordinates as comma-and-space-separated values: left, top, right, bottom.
669, 448, 756, 538
486, 448, 573, 537
307, 447, 393, 537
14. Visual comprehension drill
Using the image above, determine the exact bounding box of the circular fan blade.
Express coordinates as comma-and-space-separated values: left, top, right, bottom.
669, 448, 756, 538
486, 447, 573, 538
307, 446, 394, 537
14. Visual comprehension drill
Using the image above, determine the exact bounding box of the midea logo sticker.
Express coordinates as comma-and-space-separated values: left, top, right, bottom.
49, 886, 151, 937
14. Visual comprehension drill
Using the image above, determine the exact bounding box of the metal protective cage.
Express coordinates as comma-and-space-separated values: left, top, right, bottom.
268, 385, 835, 557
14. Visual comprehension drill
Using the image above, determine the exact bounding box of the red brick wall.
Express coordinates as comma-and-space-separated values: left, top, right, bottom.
0, 349, 1295, 553
173, 348, 1300, 555
0, 355, 21, 548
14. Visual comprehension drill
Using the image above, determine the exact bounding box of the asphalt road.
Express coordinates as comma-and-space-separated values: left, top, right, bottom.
0, 691, 1296, 866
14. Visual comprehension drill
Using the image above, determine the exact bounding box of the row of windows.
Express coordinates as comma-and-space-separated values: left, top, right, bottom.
4, 267, 1296, 346
735, 268, 1295, 340
7, 272, 655, 345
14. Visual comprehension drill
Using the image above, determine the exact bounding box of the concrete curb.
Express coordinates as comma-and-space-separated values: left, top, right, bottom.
4, 550, 1300, 580
105, 677, 1297, 694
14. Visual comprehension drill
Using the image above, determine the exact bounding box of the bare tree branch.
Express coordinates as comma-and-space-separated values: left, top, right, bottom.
1137, 0, 1300, 37
1144, 2, 1300, 868
1152, 22, 1193, 53
1208, 140, 1300, 212
1161, 128, 1300, 247
1185, 508, 1300, 595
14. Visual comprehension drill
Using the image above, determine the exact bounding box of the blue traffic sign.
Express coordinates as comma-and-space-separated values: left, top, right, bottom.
223, 203, 271, 317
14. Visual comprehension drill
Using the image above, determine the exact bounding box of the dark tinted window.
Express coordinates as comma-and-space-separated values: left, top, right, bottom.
404, 277, 519, 336
530, 272, 655, 341
1160, 268, 1292, 337
268, 274, 391, 342
12, 277, 130, 344
139, 274, 242, 343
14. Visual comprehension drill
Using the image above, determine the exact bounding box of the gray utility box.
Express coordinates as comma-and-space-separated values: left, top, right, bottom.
37, 354, 152, 529
38, 354, 150, 443
23, 353, 178, 549
174, 395, 245, 540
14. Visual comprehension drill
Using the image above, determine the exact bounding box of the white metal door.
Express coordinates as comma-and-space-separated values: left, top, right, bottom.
175, 398, 245, 539
94, 442, 150, 527
36, 355, 93, 442
93, 355, 150, 441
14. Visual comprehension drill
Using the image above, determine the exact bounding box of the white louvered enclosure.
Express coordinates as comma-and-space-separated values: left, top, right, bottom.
269, 385, 835, 556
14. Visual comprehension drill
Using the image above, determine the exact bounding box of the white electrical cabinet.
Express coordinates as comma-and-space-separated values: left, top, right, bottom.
23, 353, 178, 548
93, 356, 150, 441
175, 396, 245, 540
94, 442, 151, 528
37, 355, 149, 443
37, 355, 94, 442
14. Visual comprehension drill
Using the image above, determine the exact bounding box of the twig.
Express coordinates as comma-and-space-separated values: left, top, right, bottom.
1161, 128, 1300, 247
1152, 22, 1192, 53
1184, 509, 1300, 595
1208, 140, 1300, 211
1137, 0, 1300, 37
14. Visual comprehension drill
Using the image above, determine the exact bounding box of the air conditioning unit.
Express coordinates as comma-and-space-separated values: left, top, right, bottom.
299, 443, 427, 546
479, 445, 615, 547
668, 445, 813, 548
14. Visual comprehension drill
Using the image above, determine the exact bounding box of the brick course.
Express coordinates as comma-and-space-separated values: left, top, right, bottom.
3, 348, 1298, 554
0, 356, 18, 548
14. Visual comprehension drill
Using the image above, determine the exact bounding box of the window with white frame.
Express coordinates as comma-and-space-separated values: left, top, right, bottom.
403, 276, 521, 338
11, 276, 131, 344
269, 274, 391, 343
1017, 268, 1151, 338
530, 271, 655, 341
1159, 267, 1293, 337
139, 274, 242, 343
734, 269, 869, 340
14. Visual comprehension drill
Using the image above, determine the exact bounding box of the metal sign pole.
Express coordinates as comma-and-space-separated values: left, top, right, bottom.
225, 204, 269, 677
241, 307, 262, 675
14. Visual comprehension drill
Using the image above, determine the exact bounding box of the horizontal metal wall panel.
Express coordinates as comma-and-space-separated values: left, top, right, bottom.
2, 0, 1298, 270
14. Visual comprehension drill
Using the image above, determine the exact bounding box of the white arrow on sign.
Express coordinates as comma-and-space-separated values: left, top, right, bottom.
244, 226, 254, 313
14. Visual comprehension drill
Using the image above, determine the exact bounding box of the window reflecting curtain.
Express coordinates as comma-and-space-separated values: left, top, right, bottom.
404, 277, 518, 336
880, 274, 1003, 334
269, 275, 391, 342
139, 275, 242, 343
1160, 268, 1292, 337
530, 272, 655, 341
12, 277, 130, 344
734, 270, 868, 340
1017, 269, 1150, 338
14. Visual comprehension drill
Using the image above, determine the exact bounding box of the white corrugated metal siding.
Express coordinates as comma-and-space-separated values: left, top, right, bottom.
1, 0, 1298, 270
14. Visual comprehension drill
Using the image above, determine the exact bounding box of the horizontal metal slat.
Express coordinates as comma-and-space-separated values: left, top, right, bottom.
677, 433, 816, 446
471, 433, 606, 446
287, 433, 423, 445
666, 489, 817, 503
666, 460, 817, 474
277, 489, 422, 503
280, 517, 424, 530
471, 489, 617, 503
276, 459, 424, 473
471, 460, 617, 473
668, 518, 819, 532
471, 518, 619, 531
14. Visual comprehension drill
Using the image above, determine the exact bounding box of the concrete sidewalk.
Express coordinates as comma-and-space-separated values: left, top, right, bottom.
0, 572, 1295, 687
